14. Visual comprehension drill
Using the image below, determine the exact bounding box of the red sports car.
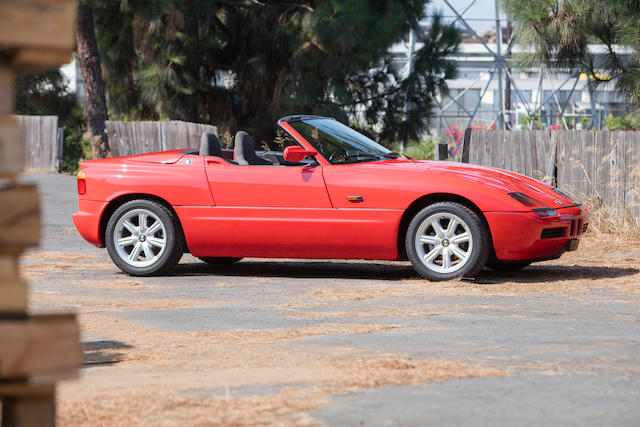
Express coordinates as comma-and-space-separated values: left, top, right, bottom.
73, 115, 588, 280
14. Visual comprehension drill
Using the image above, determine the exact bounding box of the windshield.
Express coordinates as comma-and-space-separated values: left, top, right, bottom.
287, 118, 398, 164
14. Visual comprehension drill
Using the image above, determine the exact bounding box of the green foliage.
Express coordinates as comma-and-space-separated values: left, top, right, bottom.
390, 137, 437, 160
518, 113, 543, 130
503, 0, 640, 110
14, 71, 89, 172
580, 116, 591, 129
92, 0, 460, 147
604, 113, 640, 131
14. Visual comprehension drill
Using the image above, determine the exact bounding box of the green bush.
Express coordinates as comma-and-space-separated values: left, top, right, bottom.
391, 137, 438, 160
605, 113, 640, 131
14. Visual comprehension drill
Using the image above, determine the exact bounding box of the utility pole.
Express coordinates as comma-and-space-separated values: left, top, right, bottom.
402, 27, 416, 153
494, 0, 504, 130
504, 19, 512, 130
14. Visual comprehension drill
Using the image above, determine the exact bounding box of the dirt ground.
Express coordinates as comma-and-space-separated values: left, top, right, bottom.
12, 174, 640, 426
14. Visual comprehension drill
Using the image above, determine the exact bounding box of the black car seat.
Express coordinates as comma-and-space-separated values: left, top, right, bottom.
199, 132, 222, 157
234, 131, 271, 165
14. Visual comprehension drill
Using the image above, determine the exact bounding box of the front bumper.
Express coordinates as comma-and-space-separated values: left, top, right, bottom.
72, 199, 109, 247
485, 206, 589, 261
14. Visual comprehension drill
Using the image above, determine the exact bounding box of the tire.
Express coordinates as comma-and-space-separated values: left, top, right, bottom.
198, 257, 243, 265
485, 258, 531, 272
405, 202, 490, 281
106, 199, 184, 276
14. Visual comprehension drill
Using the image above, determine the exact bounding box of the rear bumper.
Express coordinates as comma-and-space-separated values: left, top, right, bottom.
72, 200, 109, 247
485, 207, 589, 261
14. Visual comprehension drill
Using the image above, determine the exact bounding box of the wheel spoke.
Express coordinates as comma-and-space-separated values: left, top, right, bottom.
419, 235, 440, 245
442, 247, 452, 270
147, 236, 165, 248
128, 242, 143, 261
451, 232, 470, 244
146, 221, 162, 236
138, 213, 147, 233
431, 219, 445, 238
117, 236, 137, 247
424, 246, 441, 263
445, 219, 458, 238
141, 242, 153, 259
123, 220, 137, 234
450, 244, 468, 261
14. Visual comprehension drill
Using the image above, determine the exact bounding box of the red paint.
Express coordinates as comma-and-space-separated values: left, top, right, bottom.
73, 117, 588, 263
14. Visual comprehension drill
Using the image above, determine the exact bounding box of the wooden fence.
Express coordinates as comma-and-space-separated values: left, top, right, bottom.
106, 120, 217, 156
467, 130, 640, 225
15, 115, 62, 171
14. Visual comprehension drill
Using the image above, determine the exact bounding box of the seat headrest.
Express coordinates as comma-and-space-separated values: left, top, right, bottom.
200, 132, 222, 157
234, 131, 271, 165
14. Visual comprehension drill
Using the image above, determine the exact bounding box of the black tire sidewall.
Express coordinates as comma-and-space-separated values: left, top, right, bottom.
405, 202, 489, 281
106, 200, 183, 276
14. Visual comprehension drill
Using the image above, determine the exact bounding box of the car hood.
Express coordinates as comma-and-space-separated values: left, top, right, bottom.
359, 158, 576, 207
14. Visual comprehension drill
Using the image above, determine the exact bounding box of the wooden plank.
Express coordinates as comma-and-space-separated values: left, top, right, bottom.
626, 132, 640, 227
1, 391, 56, 427
13, 116, 58, 172
106, 120, 217, 156
0, 116, 25, 177
0, 67, 15, 115
8, 47, 73, 71
0, 184, 40, 250
0, 383, 55, 397
0, 0, 76, 50
0, 254, 28, 313
0, 314, 81, 378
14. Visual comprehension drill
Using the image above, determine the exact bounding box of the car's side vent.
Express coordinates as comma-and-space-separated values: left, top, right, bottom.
541, 227, 566, 239
570, 220, 576, 236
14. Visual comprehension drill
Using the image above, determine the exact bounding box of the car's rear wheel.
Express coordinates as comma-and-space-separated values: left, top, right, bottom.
406, 202, 489, 281
198, 257, 243, 265
106, 199, 184, 276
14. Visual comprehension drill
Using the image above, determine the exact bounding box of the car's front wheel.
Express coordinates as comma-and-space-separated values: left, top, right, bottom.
406, 202, 490, 281
106, 199, 184, 276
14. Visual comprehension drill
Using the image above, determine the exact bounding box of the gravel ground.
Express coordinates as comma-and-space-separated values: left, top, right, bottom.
17, 173, 640, 426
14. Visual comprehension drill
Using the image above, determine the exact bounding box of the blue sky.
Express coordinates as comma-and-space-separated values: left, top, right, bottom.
428, 0, 505, 33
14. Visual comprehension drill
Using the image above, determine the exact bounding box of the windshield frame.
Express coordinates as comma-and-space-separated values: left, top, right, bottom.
282, 117, 398, 165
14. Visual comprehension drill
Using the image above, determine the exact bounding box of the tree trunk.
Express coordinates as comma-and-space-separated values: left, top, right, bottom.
76, 0, 109, 159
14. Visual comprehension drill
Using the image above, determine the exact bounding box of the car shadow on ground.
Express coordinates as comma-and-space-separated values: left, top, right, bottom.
174, 260, 418, 280
83, 340, 133, 368
472, 264, 639, 284
172, 260, 638, 283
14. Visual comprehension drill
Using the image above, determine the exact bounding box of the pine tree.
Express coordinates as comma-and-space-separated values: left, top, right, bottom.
503, 0, 640, 109
92, 0, 460, 147
76, 0, 110, 158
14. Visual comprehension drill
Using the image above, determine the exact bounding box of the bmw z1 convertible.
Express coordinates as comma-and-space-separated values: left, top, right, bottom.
73, 115, 588, 280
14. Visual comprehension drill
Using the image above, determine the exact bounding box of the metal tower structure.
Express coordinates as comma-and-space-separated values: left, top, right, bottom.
427, 0, 598, 156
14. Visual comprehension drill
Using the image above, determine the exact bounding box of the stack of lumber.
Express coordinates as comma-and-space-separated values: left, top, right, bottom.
1, 1, 81, 426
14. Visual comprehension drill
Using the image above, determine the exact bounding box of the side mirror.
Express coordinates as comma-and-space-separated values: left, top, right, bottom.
283, 146, 317, 162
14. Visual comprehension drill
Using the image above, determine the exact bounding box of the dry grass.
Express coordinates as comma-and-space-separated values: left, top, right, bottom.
73, 279, 153, 291
285, 309, 449, 318
334, 355, 505, 389
583, 200, 640, 239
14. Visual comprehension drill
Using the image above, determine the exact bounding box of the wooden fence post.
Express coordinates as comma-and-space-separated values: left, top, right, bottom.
435, 143, 448, 160
461, 128, 471, 163
0, 2, 80, 426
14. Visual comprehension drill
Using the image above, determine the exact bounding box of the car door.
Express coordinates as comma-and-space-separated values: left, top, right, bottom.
191, 158, 336, 258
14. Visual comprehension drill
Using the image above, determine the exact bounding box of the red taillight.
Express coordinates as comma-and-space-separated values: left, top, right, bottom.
77, 170, 86, 195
